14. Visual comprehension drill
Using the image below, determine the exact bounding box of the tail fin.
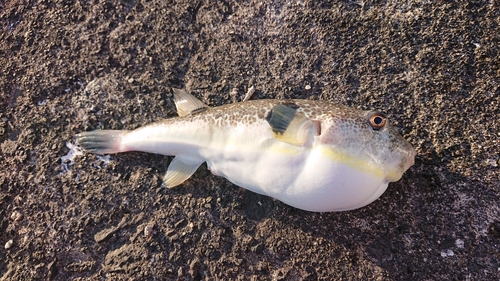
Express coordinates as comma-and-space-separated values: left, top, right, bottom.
76, 130, 129, 154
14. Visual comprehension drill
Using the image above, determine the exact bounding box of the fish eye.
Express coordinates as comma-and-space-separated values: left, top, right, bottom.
368, 112, 387, 130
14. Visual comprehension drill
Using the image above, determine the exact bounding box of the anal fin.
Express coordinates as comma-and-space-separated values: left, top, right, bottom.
163, 156, 204, 188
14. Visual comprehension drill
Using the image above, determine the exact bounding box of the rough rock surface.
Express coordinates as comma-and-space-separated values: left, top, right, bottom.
1, 0, 499, 280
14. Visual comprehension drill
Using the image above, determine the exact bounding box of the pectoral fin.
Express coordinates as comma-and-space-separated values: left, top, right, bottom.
163, 156, 204, 188
265, 104, 320, 146
172, 88, 208, 117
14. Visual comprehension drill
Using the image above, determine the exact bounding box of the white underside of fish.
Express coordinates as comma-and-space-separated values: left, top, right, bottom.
105, 118, 387, 212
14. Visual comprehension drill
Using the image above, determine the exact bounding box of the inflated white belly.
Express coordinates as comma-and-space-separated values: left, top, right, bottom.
204, 143, 388, 212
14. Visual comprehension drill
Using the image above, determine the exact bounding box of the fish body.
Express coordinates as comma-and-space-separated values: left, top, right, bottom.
76, 89, 415, 212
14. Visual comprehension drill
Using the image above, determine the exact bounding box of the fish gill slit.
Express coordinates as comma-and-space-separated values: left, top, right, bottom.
314, 120, 322, 135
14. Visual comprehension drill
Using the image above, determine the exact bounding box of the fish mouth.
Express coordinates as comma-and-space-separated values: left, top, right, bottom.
384, 142, 416, 182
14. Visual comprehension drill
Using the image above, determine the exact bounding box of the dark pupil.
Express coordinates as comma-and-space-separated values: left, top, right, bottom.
373, 116, 383, 125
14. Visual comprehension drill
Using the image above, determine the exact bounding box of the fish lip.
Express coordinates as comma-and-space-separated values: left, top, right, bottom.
405, 145, 417, 170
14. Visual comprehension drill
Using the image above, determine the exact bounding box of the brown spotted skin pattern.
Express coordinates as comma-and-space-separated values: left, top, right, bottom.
165, 99, 355, 127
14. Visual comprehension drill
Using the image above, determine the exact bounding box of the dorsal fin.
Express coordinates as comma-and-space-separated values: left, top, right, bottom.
265, 104, 320, 146
171, 88, 208, 117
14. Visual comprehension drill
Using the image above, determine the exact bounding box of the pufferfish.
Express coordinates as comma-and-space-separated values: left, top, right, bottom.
76, 89, 415, 212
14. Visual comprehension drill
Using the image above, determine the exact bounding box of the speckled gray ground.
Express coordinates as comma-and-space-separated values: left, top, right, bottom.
1, 1, 499, 280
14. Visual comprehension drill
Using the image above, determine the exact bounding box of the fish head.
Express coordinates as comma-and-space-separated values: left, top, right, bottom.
318, 109, 416, 183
